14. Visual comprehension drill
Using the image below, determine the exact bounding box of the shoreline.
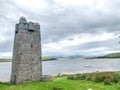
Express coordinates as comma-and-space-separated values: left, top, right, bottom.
0, 58, 120, 62
51, 69, 120, 76
0, 59, 120, 82
1, 70, 120, 82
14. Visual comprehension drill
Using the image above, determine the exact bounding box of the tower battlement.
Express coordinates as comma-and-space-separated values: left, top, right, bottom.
16, 17, 40, 33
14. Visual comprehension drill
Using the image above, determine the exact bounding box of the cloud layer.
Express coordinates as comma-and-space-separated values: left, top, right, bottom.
0, 0, 120, 58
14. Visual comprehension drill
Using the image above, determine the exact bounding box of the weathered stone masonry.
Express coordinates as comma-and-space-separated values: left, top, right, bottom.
11, 17, 42, 84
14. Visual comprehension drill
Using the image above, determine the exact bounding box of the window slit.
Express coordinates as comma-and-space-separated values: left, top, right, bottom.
31, 44, 33, 48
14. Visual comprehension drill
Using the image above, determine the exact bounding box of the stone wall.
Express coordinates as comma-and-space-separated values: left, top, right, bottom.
11, 17, 42, 84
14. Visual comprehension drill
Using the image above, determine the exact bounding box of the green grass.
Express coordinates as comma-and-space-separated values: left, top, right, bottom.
0, 59, 11, 62
42, 58, 57, 61
0, 72, 120, 90
67, 72, 120, 84
0, 58, 57, 62
96, 52, 120, 58
104, 52, 120, 58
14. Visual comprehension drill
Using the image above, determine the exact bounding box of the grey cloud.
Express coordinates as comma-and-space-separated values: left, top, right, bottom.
3, 0, 120, 44
0, 0, 120, 57
67, 38, 119, 52
0, 39, 13, 53
40, 5, 120, 43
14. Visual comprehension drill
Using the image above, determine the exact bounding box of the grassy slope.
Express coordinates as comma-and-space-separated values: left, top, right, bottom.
96, 52, 120, 58
104, 52, 120, 58
0, 58, 57, 62
42, 58, 57, 61
0, 59, 11, 62
0, 73, 120, 90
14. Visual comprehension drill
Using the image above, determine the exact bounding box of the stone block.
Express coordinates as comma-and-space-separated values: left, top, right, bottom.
41, 75, 52, 81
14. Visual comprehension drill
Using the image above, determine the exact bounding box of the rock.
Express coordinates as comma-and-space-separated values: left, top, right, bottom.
41, 75, 52, 81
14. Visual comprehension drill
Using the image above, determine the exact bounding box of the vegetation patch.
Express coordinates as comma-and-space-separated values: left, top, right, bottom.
42, 58, 57, 61
67, 72, 120, 85
0, 72, 120, 90
97, 52, 120, 58
0, 59, 11, 62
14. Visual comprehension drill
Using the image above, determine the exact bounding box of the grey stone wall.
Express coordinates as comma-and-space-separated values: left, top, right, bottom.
11, 17, 42, 84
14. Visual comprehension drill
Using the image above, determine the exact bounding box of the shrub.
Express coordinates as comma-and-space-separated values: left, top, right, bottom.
94, 76, 105, 83
67, 75, 86, 80
113, 76, 120, 83
67, 72, 120, 84
52, 86, 63, 90
67, 76, 75, 80
86, 76, 92, 81
104, 79, 111, 85
78, 75, 86, 80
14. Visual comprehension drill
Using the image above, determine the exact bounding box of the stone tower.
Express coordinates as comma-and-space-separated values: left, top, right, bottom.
11, 17, 42, 84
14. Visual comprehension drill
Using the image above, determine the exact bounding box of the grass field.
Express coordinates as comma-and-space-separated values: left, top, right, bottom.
0, 58, 57, 62
0, 59, 11, 62
97, 52, 120, 58
0, 72, 120, 90
42, 58, 57, 61
104, 52, 120, 58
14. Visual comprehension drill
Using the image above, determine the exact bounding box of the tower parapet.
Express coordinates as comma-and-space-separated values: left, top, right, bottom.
16, 17, 40, 32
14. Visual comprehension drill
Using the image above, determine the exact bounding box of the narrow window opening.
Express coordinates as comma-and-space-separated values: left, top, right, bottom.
13, 75, 16, 85
31, 44, 33, 48
15, 31, 18, 33
28, 29, 34, 32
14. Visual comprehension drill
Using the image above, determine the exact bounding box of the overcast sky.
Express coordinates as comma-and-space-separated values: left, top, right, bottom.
0, 0, 120, 58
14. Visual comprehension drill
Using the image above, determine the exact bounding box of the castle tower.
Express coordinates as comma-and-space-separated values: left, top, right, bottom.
11, 17, 42, 84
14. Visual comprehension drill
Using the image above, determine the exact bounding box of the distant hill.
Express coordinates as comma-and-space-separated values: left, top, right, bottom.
42, 58, 57, 61
0, 59, 11, 62
43, 55, 83, 59
96, 52, 120, 58
103, 52, 120, 58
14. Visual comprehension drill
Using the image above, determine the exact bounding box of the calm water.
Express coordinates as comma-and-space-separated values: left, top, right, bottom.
0, 58, 120, 81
